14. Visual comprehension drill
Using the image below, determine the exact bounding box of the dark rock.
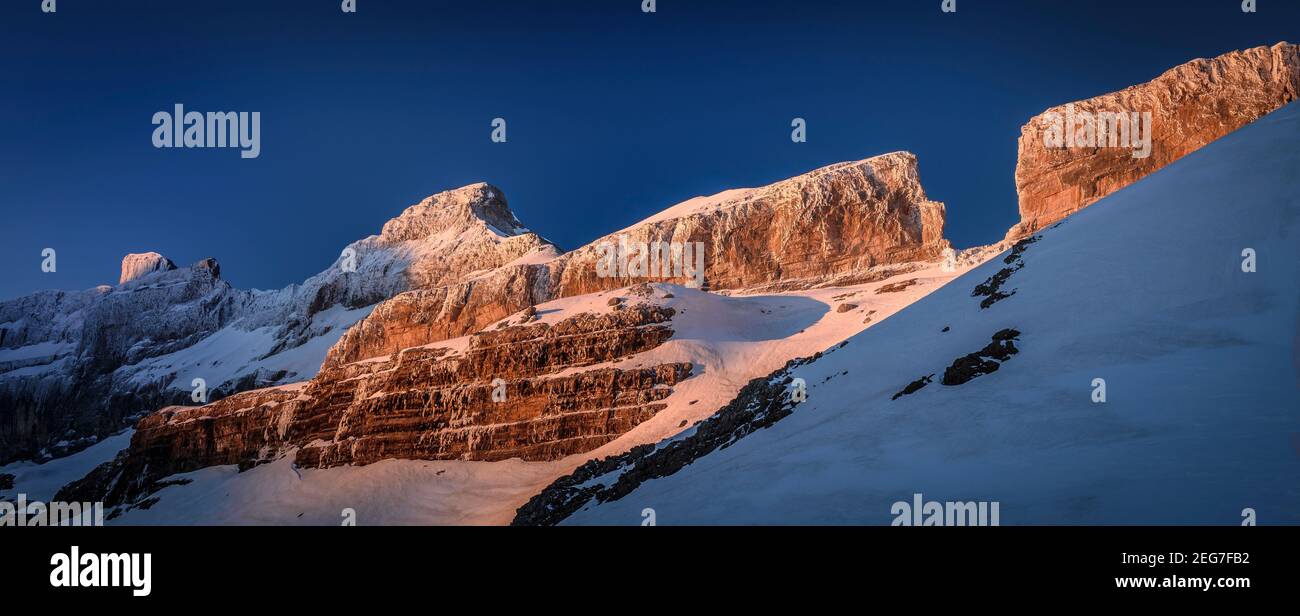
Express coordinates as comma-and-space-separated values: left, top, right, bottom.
891, 374, 934, 400
941, 330, 1022, 386
512, 352, 834, 526
971, 236, 1039, 309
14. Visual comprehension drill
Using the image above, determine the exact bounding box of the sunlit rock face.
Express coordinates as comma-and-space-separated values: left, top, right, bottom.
57, 151, 956, 513
59, 303, 691, 509
1009, 42, 1299, 240
118, 252, 176, 284
0, 183, 558, 465
550, 151, 948, 297
327, 151, 951, 367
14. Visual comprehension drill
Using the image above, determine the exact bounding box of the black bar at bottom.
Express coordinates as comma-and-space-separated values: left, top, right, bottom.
1, 526, 1287, 604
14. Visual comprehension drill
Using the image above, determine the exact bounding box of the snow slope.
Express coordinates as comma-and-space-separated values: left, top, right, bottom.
557, 101, 1300, 525
0, 429, 134, 502
109, 259, 988, 525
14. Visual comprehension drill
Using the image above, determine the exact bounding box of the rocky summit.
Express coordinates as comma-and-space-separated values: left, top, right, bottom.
47, 151, 960, 516
0, 183, 558, 464
1008, 42, 1299, 239
325, 151, 951, 367
550, 151, 950, 296
10, 43, 1296, 525
118, 252, 177, 284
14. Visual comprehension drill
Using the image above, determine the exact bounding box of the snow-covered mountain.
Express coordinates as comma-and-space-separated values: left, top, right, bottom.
520, 100, 1300, 525
0, 183, 554, 464
320, 151, 951, 368
40, 152, 981, 523
54, 268, 981, 524
8, 46, 1295, 526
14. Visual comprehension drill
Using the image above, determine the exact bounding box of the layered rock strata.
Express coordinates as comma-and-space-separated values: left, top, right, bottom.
0, 183, 554, 463
327, 152, 950, 366
1009, 42, 1299, 239
60, 304, 691, 509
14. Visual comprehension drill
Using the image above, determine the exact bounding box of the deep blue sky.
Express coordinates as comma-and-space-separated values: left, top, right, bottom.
2, 0, 1295, 299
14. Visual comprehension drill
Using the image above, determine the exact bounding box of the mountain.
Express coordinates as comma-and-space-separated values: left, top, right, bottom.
548, 151, 948, 296
1009, 41, 1298, 239
519, 100, 1300, 525
119, 252, 176, 284
0, 183, 555, 464
48, 153, 981, 522
321, 151, 949, 367
9, 44, 1294, 527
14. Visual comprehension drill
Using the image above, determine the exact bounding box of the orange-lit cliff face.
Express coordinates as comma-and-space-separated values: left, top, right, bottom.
1009, 42, 1298, 240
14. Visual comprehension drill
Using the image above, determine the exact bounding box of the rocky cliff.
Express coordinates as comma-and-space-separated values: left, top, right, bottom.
59, 302, 692, 510
0, 183, 557, 464
0, 259, 247, 463
1008, 42, 1299, 239
325, 151, 950, 367
552, 151, 947, 296
119, 252, 176, 284
55, 152, 955, 513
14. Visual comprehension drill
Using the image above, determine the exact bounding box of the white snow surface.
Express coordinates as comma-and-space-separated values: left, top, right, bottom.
105, 105, 1300, 525
0, 429, 134, 502
560, 101, 1300, 525
121, 303, 373, 393
112, 261, 982, 525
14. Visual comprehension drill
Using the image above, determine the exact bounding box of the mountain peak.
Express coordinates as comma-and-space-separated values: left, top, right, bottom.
634, 151, 925, 228
378, 182, 528, 244
1009, 41, 1299, 239
119, 252, 176, 284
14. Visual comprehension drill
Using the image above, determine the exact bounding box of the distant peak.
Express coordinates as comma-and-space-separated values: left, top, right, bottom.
119, 252, 176, 284
378, 182, 529, 243
191, 257, 221, 280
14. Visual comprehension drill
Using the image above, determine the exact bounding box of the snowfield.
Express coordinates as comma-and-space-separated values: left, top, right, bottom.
0, 430, 134, 502
26, 102, 1297, 527
108, 260, 985, 525
558, 101, 1300, 525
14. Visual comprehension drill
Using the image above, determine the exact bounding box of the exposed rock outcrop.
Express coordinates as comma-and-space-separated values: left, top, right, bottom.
512, 349, 838, 526
0, 260, 245, 463
61, 304, 691, 510
328, 152, 951, 366
891, 374, 933, 400
118, 252, 176, 284
0, 183, 558, 464
1008, 42, 1299, 239
552, 151, 948, 296
45, 151, 954, 508
322, 262, 551, 368
940, 329, 1021, 386
970, 235, 1038, 310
